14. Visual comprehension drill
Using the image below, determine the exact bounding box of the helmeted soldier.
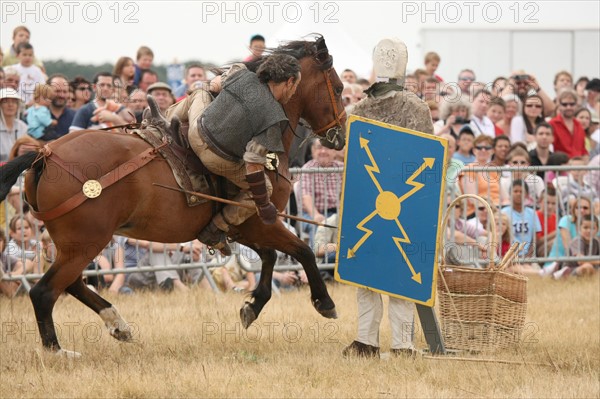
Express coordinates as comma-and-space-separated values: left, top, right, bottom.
342, 38, 434, 358
167, 54, 302, 255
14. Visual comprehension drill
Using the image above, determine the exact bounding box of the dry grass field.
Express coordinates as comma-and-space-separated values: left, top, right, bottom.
1, 276, 599, 398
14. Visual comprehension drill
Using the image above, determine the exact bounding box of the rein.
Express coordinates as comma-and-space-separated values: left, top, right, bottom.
311, 69, 346, 138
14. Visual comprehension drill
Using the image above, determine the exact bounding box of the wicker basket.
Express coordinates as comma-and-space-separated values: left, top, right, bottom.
437, 194, 528, 352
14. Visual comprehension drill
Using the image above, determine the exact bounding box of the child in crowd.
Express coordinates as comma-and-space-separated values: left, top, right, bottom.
6, 215, 37, 261
0, 227, 26, 297
501, 180, 542, 258
498, 212, 512, 257
133, 46, 154, 87
536, 185, 558, 257
453, 127, 476, 165
10, 42, 45, 106
554, 214, 599, 278
26, 84, 57, 139
424, 51, 443, 82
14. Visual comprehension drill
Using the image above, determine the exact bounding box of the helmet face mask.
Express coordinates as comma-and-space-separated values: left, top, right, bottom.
372, 38, 408, 85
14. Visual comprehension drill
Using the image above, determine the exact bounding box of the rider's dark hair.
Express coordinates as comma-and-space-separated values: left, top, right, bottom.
256, 54, 301, 84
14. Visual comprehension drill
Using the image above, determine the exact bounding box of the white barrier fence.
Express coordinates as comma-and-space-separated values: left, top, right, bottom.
1, 163, 598, 292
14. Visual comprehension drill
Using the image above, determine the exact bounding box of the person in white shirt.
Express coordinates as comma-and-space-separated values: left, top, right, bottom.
470, 89, 496, 138
8, 43, 45, 106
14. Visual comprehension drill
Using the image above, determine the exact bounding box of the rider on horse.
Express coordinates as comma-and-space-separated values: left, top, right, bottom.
167, 54, 302, 255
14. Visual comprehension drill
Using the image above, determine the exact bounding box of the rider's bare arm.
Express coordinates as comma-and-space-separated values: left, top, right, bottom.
196, 63, 248, 93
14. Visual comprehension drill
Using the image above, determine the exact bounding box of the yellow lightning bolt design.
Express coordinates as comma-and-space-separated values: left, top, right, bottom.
347, 139, 435, 284
359, 136, 383, 193
398, 158, 435, 203
392, 219, 422, 283
347, 209, 378, 259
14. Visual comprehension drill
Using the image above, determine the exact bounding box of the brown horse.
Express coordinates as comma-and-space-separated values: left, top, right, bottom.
0, 36, 346, 355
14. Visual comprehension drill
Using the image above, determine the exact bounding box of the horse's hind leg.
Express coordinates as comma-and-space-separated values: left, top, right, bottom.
65, 277, 132, 342
29, 239, 111, 353
29, 263, 82, 354
240, 247, 276, 328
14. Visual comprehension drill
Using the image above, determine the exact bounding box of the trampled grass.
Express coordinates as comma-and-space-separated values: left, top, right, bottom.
1, 276, 598, 398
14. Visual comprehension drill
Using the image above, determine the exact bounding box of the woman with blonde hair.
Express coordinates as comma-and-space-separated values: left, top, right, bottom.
113, 56, 136, 92
434, 97, 471, 136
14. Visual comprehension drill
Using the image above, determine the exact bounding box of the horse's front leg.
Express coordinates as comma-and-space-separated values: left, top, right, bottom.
288, 238, 337, 319
239, 246, 276, 328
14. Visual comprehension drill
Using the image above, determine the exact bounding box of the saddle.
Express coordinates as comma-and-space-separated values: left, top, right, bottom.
132, 122, 215, 207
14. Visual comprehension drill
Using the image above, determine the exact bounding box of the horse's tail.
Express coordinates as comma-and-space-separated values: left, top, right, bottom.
0, 151, 39, 201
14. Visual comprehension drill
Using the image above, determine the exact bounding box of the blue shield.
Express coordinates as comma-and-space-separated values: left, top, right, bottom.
334, 115, 448, 306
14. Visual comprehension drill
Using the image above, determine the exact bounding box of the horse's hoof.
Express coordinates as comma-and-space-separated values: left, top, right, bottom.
240, 303, 257, 329
319, 306, 338, 319
313, 299, 338, 319
110, 328, 133, 342
55, 349, 82, 358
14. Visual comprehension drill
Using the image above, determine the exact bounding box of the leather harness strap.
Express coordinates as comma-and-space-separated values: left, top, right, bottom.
311, 69, 346, 136
30, 146, 160, 221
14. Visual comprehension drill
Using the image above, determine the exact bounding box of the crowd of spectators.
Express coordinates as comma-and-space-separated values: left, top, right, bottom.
1, 26, 599, 298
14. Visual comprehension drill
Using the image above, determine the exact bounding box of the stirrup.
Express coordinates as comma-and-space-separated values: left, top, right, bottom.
198, 221, 232, 256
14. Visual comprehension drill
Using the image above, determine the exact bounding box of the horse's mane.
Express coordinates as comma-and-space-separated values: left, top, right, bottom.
244, 35, 333, 72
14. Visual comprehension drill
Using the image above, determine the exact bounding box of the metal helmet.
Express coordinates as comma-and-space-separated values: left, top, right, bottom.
372, 38, 408, 86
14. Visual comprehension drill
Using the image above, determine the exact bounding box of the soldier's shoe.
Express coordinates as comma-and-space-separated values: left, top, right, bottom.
197, 221, 232, 256
342, 340, 380, 359
390, 348, 419, 358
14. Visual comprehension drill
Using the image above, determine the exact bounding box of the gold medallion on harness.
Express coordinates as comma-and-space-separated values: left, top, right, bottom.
82, 180, 102, 198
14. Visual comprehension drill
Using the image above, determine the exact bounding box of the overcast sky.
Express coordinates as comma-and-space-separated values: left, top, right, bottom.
2, 1, 599, 78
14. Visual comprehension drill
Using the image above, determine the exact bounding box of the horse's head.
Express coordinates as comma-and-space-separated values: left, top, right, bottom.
297, 36, 346, 151
257, 36, 346, 151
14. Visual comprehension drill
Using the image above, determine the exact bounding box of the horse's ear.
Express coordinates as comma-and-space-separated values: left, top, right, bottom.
147, 95, 161, 119
314, 36, 330, 64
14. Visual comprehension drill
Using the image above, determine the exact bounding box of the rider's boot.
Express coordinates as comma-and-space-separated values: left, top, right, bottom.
197, 213, 232, 256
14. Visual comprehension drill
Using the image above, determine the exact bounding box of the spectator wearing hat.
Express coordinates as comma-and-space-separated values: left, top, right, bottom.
147, 82, 175, 114
583, 78, 600, 115
550, 89, 588, 158
0, 88, 28, 162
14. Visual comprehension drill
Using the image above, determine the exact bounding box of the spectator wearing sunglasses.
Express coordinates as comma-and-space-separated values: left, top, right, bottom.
550, 89, 588, 157
510, 94, 545, 147
457, 69, 475, 97
461, 135, 509, 217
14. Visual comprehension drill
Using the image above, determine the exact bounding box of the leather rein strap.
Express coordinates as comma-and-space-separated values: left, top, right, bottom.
30, 145, 161, 221
311, 69, 346, 136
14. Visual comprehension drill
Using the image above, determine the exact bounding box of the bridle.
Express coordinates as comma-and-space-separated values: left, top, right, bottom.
308, 68, 346, 148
